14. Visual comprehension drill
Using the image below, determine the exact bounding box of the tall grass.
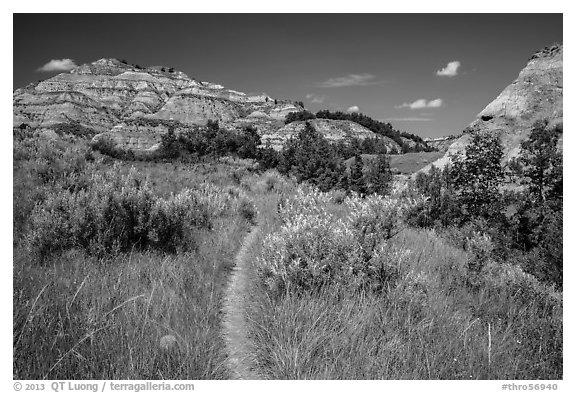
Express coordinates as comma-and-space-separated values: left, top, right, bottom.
14, 214, 248, 379
243, 186, 562, 379
13, 135, 257, 379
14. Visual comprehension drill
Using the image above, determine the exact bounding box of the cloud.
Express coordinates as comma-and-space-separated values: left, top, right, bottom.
385, 117, 433, 122
318, 73, 384, 88
436, 61, 461, 77
346, 105, 360, 113
37, 58, 78, 72
427, 98, 443, 108
395, 98, 444, 110
305, 93, 326, 104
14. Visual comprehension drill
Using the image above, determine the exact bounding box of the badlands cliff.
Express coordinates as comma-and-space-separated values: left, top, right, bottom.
419, 44, 563, 174
13, 58, 302, 151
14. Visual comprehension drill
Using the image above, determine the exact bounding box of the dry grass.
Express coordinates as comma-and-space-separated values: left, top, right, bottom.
242, 193, 562, 379
13, 138, 256, 379
13, 215, 249, 379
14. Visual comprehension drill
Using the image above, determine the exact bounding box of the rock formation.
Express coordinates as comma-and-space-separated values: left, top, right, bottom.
13, 58, 304, 151
419, 44, 563, 174
261, 119, 401, 152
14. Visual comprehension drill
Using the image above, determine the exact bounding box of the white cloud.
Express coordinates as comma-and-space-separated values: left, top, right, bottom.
37, 58, 78, 72
305, 93, 326, 104
395, 98, 443, 110
427, 98, 443, 108
318, 73, 384, 88
385, 117, 433, 122
346, 105, 360, 113
436, 61, 461, 77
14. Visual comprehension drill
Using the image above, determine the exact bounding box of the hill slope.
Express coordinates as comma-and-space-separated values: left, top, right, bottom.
261, 119, 400, 152
419, 44, 563, 174
13, 58, 302, 149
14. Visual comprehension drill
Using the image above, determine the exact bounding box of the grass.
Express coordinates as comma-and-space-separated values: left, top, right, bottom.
13, 213, 250, 379
13, 136, 256, 379
13, 134, 562, 380
241, 189, 562, 379
389, 151, 445, 174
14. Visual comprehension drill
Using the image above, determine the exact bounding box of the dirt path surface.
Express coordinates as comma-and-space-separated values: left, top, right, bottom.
221, 227, 262, 379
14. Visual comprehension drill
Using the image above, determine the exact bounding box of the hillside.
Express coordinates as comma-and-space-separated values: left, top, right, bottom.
419, 44, 563, 174
13, 58, 303, 151
261, 119, 400, 152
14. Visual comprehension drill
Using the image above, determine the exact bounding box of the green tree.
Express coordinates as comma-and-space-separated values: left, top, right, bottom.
449, 132, 504, 220
279, 122, 343, 191
349, 153, 366, 195
237, 126, 261, 159
518, 120, 562, 203
365, 154, 392, 195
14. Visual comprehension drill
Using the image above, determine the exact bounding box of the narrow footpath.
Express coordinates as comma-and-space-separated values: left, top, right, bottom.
221, 226, 262, 379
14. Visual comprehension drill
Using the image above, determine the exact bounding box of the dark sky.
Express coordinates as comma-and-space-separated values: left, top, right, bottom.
13, 14, 562, 138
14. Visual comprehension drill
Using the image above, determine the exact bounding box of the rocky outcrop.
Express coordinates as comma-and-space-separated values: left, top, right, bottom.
423, 135, 459, 152
261, 119, 401, 152
419, 44, 563, 174
13, 58, 304, 152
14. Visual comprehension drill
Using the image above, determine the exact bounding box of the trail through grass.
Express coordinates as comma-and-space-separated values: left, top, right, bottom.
222, 227, 262, 379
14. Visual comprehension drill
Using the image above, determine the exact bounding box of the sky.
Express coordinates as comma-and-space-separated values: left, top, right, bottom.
13, 13, 562, 138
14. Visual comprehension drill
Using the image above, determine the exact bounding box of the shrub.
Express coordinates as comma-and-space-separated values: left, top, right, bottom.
238, 198, 257, 225
258, 213, 362, 294
148, 189, 211, 253
346, 194, 405, 257
26, 164, 213, 261
258, 186, 413, 295
91, 137, 135, 160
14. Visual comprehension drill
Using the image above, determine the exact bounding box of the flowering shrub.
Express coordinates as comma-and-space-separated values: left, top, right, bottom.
258, 185, 414, 294
346, 194, 405, 258
277, 185, 334, 224
259, 213, 362, 293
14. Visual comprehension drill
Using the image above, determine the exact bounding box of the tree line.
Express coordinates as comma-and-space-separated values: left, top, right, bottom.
284, 110, 436, 153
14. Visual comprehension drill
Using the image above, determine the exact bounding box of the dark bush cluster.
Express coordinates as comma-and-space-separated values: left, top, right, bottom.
406, 121, 563, 288
275, 122, 394, 194
26, 164, 213, 261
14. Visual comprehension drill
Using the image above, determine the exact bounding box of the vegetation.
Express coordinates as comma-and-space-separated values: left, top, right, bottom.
407, 123, 563, 289
284, 110, 316, 124
243, 184, 561, 379
13, 134, 257, 379
283, 110, 436, 153
13, 114, 562, 380
276, 122, 394, 195
315, 110, 435, 152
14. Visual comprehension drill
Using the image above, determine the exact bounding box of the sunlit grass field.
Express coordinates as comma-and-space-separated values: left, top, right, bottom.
13, 135, 562, 380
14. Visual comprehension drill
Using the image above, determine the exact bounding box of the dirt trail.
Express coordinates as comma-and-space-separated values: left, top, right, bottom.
221, 226, 262, 379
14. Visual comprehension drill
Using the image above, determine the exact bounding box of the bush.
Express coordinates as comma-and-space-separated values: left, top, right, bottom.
26, 164, 213, 261
238, 198, 257, 225
258, 186, 412, 295
284, 110, 316, 124
91, 137, 135, 160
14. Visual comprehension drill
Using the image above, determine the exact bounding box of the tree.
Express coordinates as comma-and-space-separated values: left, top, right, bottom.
349, 153, 366, 195
237, 126, 261, 159
365, 154, 392, 195
518, 120, 562, 203
284, 110, 316, 124
510, 120, 563, 287
257, 141, 281, 171
160, 128, 180, 159
278, 122, 343, 192
449, 132, 504, 220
